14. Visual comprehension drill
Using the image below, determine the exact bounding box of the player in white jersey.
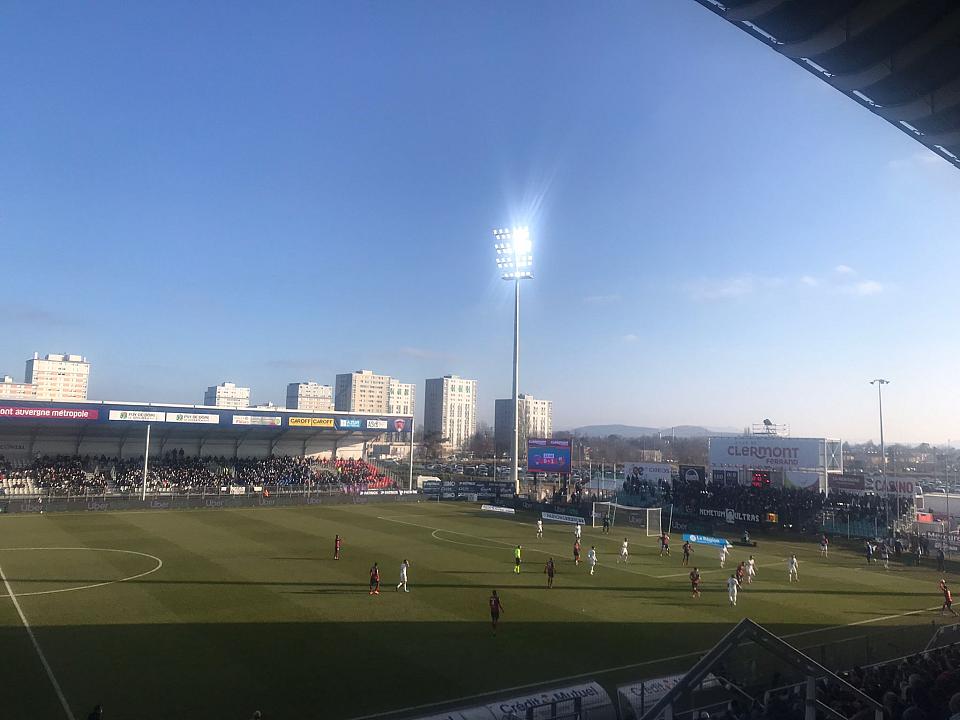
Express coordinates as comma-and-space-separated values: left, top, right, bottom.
587, 546, 597, 575
618, 538, 629, 564
575, 523, 582, 540
396, 559, 411, 592
787, 554, 799, 583
727, 574, 741, 606
719, 544, 730, 568
746, 555, 757, 584
536, 519, 543, 539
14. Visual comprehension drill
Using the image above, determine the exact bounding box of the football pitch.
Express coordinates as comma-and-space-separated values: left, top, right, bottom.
0, 502, 953, 719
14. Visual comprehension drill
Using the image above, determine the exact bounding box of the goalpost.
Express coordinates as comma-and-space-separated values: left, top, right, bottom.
592, 501, 664, 536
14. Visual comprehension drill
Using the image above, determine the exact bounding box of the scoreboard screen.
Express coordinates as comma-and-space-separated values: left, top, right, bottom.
751, 470, 771, 488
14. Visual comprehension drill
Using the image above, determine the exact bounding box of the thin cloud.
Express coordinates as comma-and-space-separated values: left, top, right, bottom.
887, 151, 950, 171
8, 304, 73, 326
622, 333, 639, 343
690, 269, 885, 302
398, 346, 457, 361
687, 275, 755, 301
583, 294, 620, 305
844, 280, 884, 297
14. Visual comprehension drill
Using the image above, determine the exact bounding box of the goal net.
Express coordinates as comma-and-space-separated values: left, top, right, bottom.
592, 502, 663, 536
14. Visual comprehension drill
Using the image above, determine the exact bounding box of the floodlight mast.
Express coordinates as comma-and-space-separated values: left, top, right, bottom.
870, 379, 892, 521
494, 227, 533, 495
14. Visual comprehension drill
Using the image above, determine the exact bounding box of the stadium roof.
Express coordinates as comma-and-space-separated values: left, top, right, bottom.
0, 399, 414, 449
693, 0, 960, 170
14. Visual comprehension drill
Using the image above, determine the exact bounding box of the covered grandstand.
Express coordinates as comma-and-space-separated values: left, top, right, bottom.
694, 0, 960, 170
0, 399, 416, 510
0, 398, 413, 460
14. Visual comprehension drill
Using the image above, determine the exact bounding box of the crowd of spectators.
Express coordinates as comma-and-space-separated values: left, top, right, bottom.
704, 643, 960, 719
0, 453, 395, 496
620, 475, 907, 530
0, 455, 108, 495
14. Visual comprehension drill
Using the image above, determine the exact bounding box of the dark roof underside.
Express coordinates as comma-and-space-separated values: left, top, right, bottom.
694, 0, 960, 169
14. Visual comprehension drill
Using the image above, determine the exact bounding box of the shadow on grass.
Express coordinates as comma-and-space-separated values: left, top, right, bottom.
2, 619, 946, 720
0, 576, 939, 598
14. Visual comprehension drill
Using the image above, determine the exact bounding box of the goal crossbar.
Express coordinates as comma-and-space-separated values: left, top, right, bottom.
592, 502, 663, 536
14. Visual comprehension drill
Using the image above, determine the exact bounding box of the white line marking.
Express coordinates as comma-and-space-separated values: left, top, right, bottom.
347, 600, 943, 720
0, 548, 164, 599
0, 562, 76, 720
379, 516, 661, 578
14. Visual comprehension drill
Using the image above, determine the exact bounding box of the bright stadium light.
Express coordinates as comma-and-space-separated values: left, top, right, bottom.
494, 227, 534, 280
493, 226, 534, 494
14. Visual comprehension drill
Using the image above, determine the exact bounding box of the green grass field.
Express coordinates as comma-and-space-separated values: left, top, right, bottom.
0, 501, 954, 719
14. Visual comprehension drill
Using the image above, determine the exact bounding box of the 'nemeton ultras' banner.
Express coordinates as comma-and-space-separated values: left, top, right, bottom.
709, 436, 823, 470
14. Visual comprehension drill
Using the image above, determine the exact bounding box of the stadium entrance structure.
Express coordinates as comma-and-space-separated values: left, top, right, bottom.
693, 0, 960, 171
0, 399, 415, 484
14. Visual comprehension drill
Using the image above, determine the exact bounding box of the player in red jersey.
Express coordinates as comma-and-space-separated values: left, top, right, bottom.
544, 558, 556, 589
369, 562, 380, 595
489, 590, 504, 634
334, 534, 342, 560
659, 532, 671, 557
690, 567, 701, 598
573, 539, 581, 566
942, 580, 958, 617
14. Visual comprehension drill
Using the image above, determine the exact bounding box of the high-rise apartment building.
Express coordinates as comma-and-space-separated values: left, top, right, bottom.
203, 382, 250, 409
335, 370, 391, 413
388, 380, 416, 417
286, 382, 334, 412
0, 375, 37, 400
334, 370, 414, 417
494, 394, 553, 457
424, 375, 477, 450
24, 353, 90, 401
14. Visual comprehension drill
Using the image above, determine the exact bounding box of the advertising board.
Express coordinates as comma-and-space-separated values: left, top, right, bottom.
698, 508, 762, 524
682, 533, 731, 548
288, 417, 335, 428
828, 473, 866, 493
0, 405, 99, 421
709, 436, 823, 470
542, 511, 586, 525
623, 462, 672, 485
784, 470, 821, 491
527, 438, 572, 473
232, 415, 282, 427
109, 410, 165, 422
337, 418, 363, 430
165, 412, 219, 424
679, 465, 706, 484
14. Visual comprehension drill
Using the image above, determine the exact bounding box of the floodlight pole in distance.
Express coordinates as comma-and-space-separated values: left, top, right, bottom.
870, 379, 891, 522
495, 227, 533, 496
142, 423, 152, 502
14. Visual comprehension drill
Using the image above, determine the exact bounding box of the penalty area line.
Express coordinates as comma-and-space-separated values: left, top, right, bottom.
378, 516, 661, 579
0, 562, 76, 720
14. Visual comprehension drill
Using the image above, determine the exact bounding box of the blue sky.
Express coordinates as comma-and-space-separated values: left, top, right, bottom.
3, 1, 959, 442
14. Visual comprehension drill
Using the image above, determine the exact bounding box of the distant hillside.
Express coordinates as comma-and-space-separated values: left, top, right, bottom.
569, 424, 736, 438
